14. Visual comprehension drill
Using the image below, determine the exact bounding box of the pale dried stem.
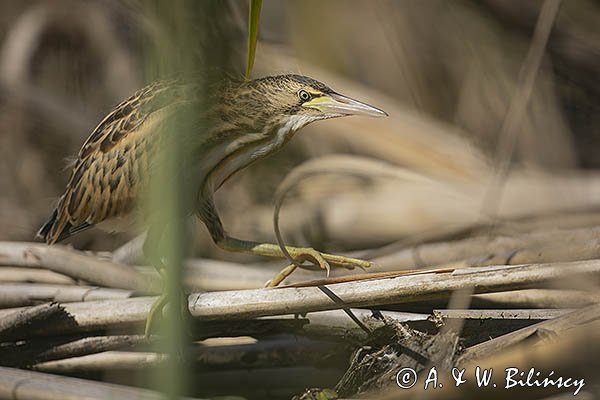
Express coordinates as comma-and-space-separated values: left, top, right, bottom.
0, 242, 160, 293
0, 283, 134, 308
371, 225, 600, 270
380, 314, 600, 399
0, 267, 75, 285
0, 260, 597, 337
0, 366, 199, 400
482, 0, 562, 218
457, 303, 600, 365
0, 303, 63, 338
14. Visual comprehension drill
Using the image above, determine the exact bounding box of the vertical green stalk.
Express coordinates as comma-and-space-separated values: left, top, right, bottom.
157, 130, 188, 400
246, 0, 262, 79
143, 1, 196, 398
142, 1, 242, 397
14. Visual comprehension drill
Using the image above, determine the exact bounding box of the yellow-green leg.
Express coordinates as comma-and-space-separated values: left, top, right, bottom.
265, 264, 297, 287
144, 260, 168, 338
218, 237, 371, 286
143, 224, 191, 338
145, 292, 168, 337
143, 260, 191, 338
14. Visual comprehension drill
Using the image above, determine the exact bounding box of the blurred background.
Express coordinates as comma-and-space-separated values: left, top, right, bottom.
0, 0, 598, 259
1, 1, 600, 399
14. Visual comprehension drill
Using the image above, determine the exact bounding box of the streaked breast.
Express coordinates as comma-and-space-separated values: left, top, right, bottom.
205, 116, 310, 193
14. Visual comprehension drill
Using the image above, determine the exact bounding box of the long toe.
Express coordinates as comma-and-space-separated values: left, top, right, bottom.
295, 248, 331, 276
145, 294, 168, 338
265, 264, 298, 287
321, 253, 371, 270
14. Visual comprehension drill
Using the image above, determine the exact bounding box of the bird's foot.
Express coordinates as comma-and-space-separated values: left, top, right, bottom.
145, 293, 167, 338
144, 292, 191, 339
265, 264, 298, 288
265, 247, 371, 287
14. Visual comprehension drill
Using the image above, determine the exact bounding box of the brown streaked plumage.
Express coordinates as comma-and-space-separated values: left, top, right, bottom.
38, 79, 191, 244
38, 74, 387, 334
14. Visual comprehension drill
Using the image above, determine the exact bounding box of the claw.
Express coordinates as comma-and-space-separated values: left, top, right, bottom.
145, 293, 168, 338
266, 247, 371, 286
293, 247, 331, 273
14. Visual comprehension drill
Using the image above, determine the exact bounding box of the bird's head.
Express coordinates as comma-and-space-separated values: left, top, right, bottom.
222, 74, 387, 132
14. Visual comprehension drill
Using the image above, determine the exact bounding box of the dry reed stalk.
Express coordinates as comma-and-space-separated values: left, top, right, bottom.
2, 310, 429, 367
0, 303, 63, 339
33, 351, 167, 372
482, 0, 562, 220
370, 224, 600, 270
32, 336, 348, 372
0, 365, 201, 400
457, 303, 600, 365
0, 334, 147, 367
0, 242, 159, 292
434, 308, 571, 321
0, 267, 75, 285
0, 259, 596, 337
232, 166, 600, 251
471, 289, 600, 308
0, 283, 134, 308
378, 321, 600, 399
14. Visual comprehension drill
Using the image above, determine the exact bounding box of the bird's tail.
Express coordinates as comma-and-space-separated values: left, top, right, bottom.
36, 208, 59, 244
37, 205, 92, 244
36, 198, 72, 244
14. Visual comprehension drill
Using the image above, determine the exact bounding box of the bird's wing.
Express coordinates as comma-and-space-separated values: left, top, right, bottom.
39, 80, 190, 244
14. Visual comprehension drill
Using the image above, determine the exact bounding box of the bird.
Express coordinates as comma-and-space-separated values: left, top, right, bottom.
37, 74, 387, 335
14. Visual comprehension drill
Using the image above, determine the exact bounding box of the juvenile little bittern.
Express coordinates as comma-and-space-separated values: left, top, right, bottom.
38, 74, 387, 335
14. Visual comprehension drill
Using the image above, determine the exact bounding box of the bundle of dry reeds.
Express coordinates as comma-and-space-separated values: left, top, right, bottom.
1, 216, 599, 399
0, 0, 599, 399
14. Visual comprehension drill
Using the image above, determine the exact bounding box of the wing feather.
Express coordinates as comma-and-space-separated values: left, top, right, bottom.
39, 80, 190, 244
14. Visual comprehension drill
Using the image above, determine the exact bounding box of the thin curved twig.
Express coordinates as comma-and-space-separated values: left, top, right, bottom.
481, 0, 562, 220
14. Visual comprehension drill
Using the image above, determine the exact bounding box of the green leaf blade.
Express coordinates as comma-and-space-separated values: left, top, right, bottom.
246, 0, 263, 79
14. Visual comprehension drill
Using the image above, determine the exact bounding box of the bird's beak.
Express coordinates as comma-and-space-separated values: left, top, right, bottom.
303, 93, 388, 117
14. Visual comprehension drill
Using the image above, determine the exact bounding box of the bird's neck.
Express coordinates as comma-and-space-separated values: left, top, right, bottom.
191, 114, 307, 198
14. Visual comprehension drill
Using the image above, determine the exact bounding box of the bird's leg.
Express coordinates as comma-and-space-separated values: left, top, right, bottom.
217, 237, 371, 286
143, 224, 168, 337
200, 196, 371, 286
143, 224, 190, 338
219, 237, 371, 270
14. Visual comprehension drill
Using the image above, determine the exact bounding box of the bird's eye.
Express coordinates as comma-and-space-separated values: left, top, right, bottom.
298, 90, 311, 102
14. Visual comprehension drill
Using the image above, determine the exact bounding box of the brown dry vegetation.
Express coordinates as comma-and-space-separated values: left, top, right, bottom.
0, 1, 599, 399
